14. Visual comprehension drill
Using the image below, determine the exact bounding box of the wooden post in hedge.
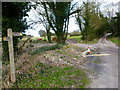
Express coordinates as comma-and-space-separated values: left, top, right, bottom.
3, 28, 23, 83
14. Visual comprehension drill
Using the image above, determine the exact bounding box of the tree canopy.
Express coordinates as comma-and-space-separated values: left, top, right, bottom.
2, 2, 31, 61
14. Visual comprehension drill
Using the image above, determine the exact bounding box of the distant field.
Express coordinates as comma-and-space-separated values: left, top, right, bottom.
80, 39, 98, 44
21, 35, 99, 44
67, 36, 82, 43
108, 37, 119, 46
22, 36, 56, 41
67, 36, 98, 44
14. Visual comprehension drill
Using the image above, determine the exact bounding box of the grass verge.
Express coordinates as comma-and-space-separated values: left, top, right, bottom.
108, 37, 119, 46
13, 62, 90, 88
67, 36, 98, 44
80, 39, 98, 44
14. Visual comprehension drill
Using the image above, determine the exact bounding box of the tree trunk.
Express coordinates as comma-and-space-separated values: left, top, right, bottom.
46, 29, 52, 43
56, 31, 66, 45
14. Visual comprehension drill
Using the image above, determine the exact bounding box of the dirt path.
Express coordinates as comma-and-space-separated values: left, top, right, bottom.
72, 34, 119, 88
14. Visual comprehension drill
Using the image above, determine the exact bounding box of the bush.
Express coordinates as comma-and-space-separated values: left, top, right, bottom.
30, 44, 63, 55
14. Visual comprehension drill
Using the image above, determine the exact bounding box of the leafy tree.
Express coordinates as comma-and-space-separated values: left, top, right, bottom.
36, 1, 72, 44
2, 2, 31, 61
114, 12, 120, 37
30, 0, 82, 44
38, 30, 46, 37
75, 1, 109, 41
109, 12, 120, 37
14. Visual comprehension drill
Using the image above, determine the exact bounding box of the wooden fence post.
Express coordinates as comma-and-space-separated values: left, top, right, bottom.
7, 28, 16, 83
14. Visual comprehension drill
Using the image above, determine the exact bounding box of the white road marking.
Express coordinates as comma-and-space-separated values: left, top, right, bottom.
82, 54, 110, 57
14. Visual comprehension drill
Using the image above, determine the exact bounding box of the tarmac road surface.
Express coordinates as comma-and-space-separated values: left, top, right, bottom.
90, 34, 118, 88
72, 34, 119, 88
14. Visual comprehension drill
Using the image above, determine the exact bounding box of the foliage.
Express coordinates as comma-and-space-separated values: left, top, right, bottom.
40, 2, 72, 44
32, 1, 82, 44
38, 30, 46, 37
2, 2, 31, 61
75, 1, 110, 41
30, 44, 63, 55
109, 13, 120, 37
13, 62, 90, 88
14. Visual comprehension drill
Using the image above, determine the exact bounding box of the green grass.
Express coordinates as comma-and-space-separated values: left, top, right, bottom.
67, 36, 98, 44
67, 36, 82, 43
13, 62, 90, 88
74, 56, 79, 58
108, 37, 119, 46
67, 36, 82, 39
80, 39, 98, 44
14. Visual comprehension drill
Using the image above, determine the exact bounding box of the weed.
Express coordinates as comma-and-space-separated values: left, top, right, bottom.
55, 50, 63, 54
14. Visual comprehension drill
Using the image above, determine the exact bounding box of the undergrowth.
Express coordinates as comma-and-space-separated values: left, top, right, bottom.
30, 44, 63, 55
13, 62, 90, 88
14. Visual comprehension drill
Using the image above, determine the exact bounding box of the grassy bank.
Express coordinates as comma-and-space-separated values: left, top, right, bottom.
13, 63, 89, 88
108, 37, 119, 46
6, 44, 91, 88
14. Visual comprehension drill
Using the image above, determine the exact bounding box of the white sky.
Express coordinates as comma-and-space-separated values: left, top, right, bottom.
24, 0, 120, 37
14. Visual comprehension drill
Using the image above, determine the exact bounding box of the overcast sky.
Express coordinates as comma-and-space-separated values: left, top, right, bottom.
24, 0, 120, 37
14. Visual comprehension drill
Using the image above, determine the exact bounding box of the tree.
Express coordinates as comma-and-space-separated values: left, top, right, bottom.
114, 12, 120, 37
2, 2, 31, 61
38, 30, 46, 37
31, 3, 52, 43
30, 0, 83, 44
75, 1, 109, 41
110, 12, 120, 37
31, 1, 71, 44
41, 2, 72, 44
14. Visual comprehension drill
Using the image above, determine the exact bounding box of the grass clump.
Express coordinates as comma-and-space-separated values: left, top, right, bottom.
13, 62, 90, 88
